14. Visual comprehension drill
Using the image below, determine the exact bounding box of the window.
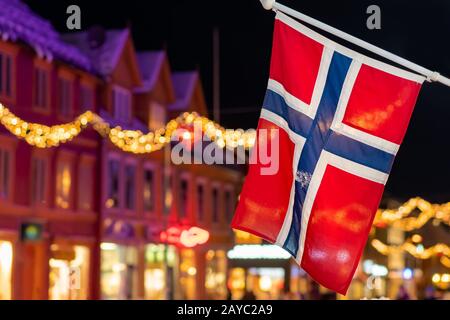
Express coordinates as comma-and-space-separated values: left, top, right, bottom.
34, 68, 49, 110
0, 149, 11, 199
163, 170, 172, 215
224, 190, 234, 222
58, 77, 72, 117
125, 164, 136, 210
101, 244, 138, 299
80, 84, 94, 112
78, 160, 94, 211
143, 169, 154, 212
112, 86, 131, 121
149, 102, 166, 131
0, 52, 13, 99
56, 159, 72, 209
32, 157, 47, 205
106, 159, 120, 209
212, 187, 219, 223
197, 184, 204, 222
179, 178, 189, 218
0, 240, 13, 299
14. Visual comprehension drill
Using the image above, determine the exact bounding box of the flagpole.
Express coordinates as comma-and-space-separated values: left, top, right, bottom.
260, 0, 450, 88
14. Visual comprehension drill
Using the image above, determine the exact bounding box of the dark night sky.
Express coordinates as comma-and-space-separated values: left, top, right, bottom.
24, 0, 450, 201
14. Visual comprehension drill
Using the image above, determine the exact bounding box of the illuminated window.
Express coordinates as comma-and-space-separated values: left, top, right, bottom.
100, 243, 138, 300
205, 250, 227, 299
34, 68, 49, 110
32, 157, 47, 205
0, 52, 13, 99
0, 241, 13, 300
212, 187, 219, 223
78, 160, 94, 211
125, 164, 136, 210
58, 77, 73, 117
112, 86, 131, 121
49, 245, 90, 300
179, 249, 196, 299
144, 244, 177, 300
0, 148, 11, 199
143, 169, 154, 212
106, 159, 120, 209
80, 84, 94, 111
179, 178, 189, 218
197, 183, 204, 222
56, 160, 72, 209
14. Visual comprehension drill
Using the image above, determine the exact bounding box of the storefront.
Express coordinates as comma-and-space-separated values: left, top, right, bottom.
205, 249, 227, 299
48, 243, 90, 300
178, 248, 197, 299
227, 244, 291, 300
100, 242, 139, 299
144, 244, 178, 300
0, 240, 13, 300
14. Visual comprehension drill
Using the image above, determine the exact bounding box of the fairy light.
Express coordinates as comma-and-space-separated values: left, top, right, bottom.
0, 104, 93, 148
0, 103, 257, 154
371, 239, 450, 268
374, 197, 450, 231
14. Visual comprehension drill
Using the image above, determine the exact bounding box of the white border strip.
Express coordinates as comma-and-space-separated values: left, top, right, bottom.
276, 11, 425, 84
275, 142, 303, 246
331, 61, 400, 155
259, 108, 306, 247
295, 150, 388, 263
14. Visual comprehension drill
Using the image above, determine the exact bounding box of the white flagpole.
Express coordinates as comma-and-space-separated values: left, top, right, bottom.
260, 0, 450, 88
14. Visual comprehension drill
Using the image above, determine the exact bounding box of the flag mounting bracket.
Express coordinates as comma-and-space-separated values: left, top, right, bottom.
259, 0, 450, 88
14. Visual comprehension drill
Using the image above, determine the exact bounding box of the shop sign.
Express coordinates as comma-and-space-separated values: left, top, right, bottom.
227, 245, 291, 260
20, 222, 43, 242
160, 226, 209, 248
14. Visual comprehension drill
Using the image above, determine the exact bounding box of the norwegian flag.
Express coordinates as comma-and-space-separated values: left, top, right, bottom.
231, 12, 424, 294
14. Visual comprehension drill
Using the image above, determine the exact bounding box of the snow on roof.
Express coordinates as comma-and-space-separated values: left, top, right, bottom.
169, 71, 198, 111
134, 51, 166, 93
62, 29, 129, 77
0, 0, 92, 71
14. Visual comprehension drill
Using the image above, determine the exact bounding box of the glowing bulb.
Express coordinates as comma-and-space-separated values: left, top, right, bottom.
182, 131, 192, 140
432, 273, 440, 283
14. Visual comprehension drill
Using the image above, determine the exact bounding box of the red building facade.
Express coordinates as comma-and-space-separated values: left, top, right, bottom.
0, 0, 240, 300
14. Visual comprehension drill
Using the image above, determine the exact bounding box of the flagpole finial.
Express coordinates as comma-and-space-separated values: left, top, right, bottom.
260, 0, 275, 10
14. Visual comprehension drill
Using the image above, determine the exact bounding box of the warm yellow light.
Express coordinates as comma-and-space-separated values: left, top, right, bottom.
0, 103, 256, 154
411, 234, 422, 243
187, 267, 197, 276
182, 131, 192, 140
432, 273, 440, 283
259, 276, 272, 291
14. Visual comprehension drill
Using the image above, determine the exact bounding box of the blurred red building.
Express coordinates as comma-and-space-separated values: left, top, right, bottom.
0, 0, 241, 300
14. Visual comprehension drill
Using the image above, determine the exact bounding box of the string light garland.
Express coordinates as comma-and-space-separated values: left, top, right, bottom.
0, 104, 94, 148
0, 103, 256, 153
374, 197, 450, 231
371, 239, 450, 268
